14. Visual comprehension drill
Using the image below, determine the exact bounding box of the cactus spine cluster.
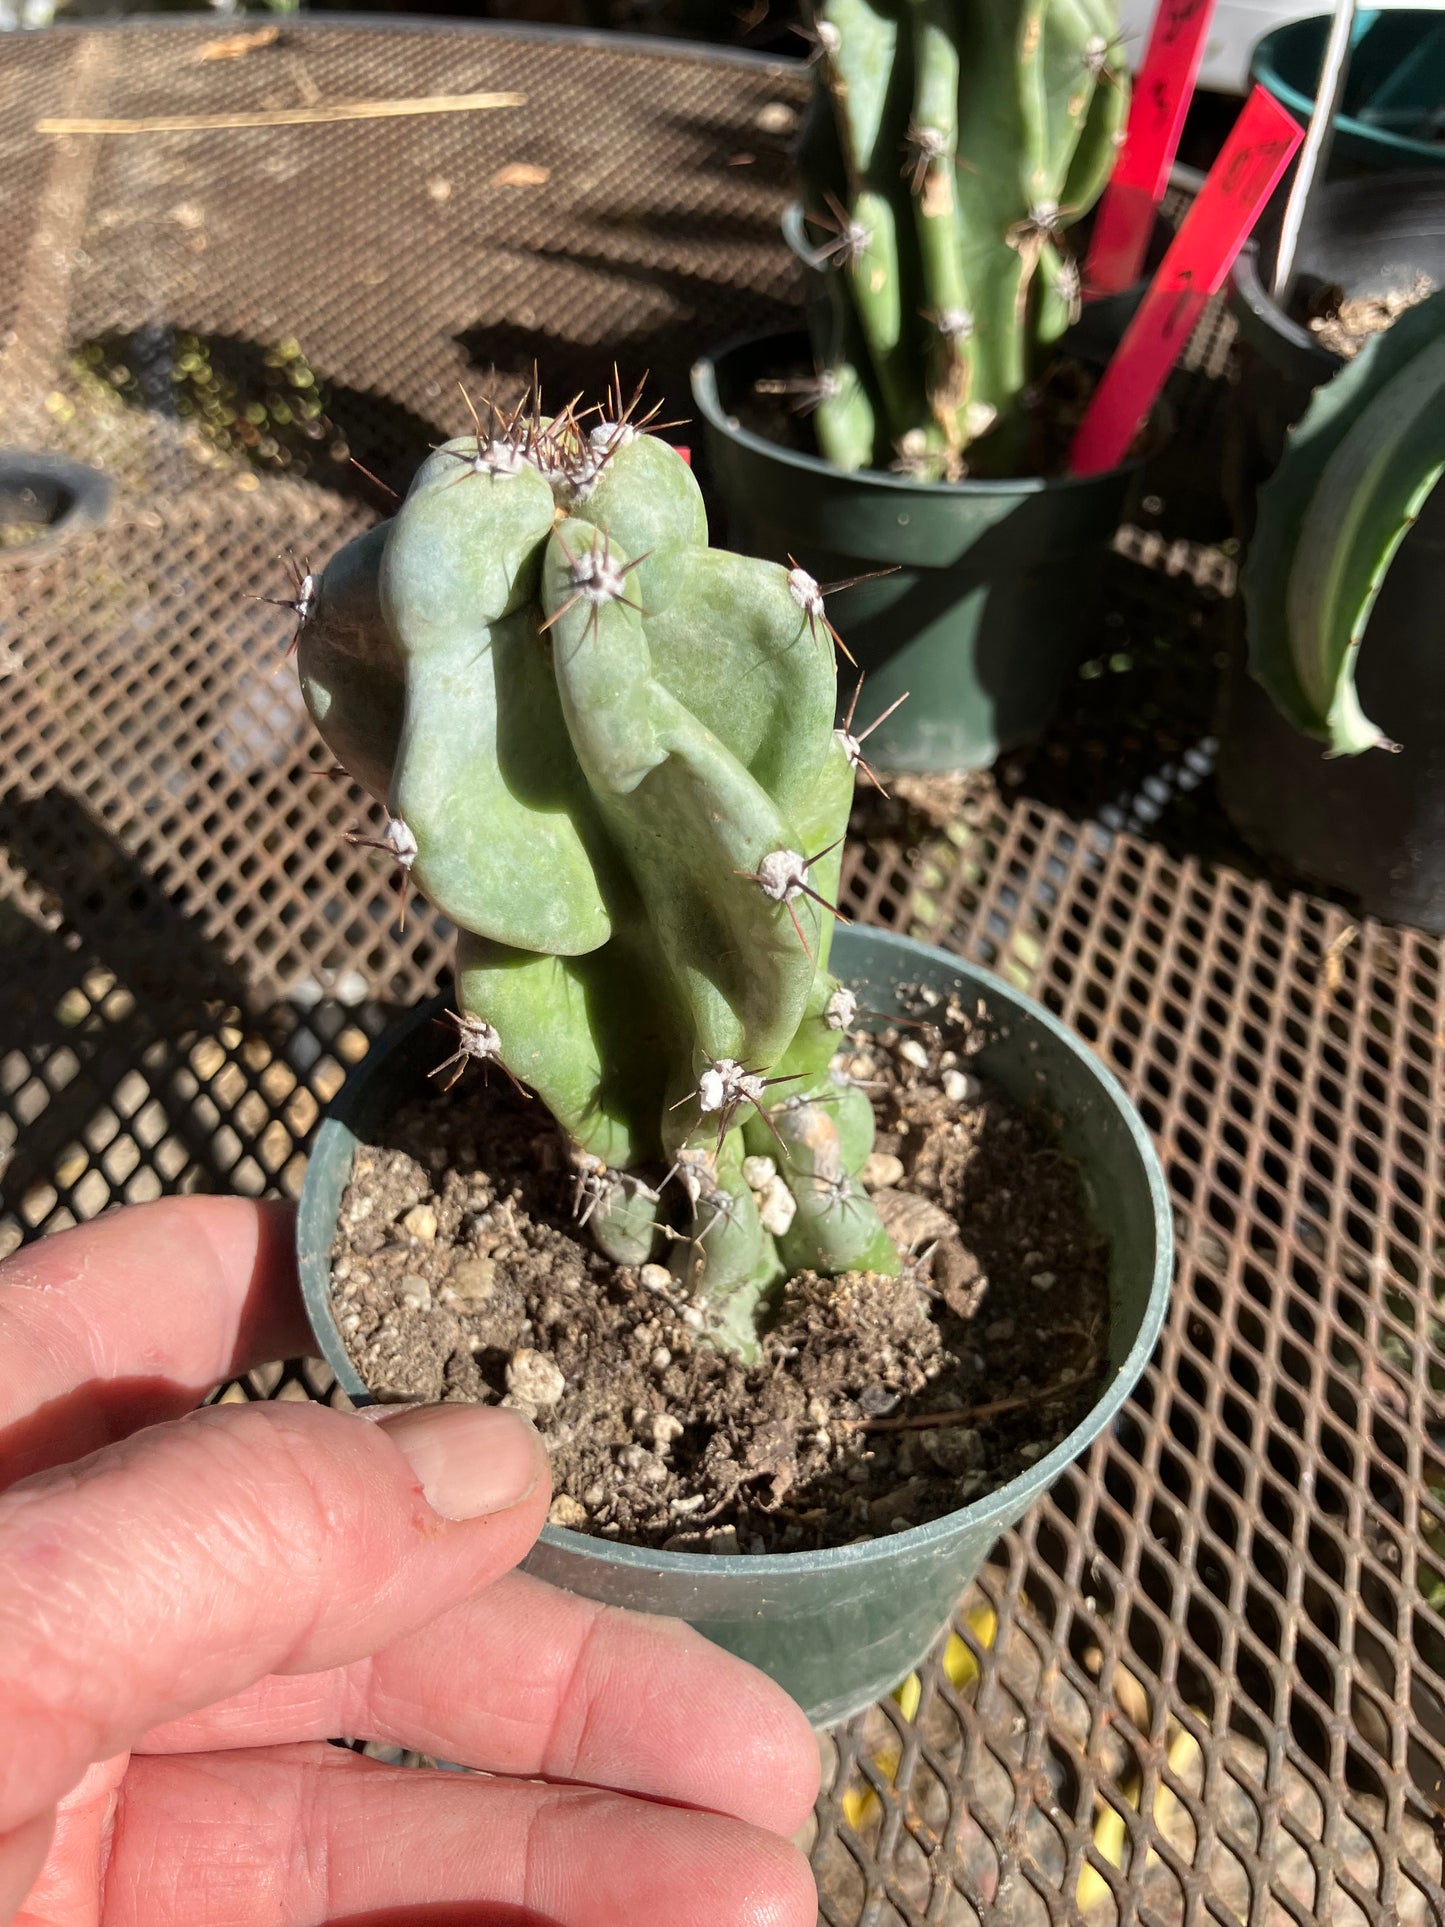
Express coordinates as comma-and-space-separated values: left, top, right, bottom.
295, 385, 901, 1359
797, 0, 1128, 479
1243, 289, 1445, 757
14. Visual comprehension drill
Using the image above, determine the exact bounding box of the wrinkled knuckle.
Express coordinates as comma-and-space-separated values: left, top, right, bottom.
189, 1401, 355, 1533
539, 1599, 610, 1779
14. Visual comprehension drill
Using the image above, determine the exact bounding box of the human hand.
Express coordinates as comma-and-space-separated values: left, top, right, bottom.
0, 1197, 819, 1926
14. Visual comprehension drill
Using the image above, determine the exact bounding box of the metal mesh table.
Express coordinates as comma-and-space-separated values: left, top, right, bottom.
3, 21, 1444, 1924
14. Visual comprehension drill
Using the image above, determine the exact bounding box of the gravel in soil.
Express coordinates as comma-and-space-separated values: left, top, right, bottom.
1301, 271, 1435, 359
329, 998, 1111, 1553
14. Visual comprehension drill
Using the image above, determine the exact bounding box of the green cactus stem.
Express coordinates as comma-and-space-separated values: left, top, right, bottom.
796, 0, 1128, 479
293, 380, 905, 1361
1242, 289, 1445, 758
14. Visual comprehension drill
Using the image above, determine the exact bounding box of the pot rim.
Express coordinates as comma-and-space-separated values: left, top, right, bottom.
1229, 169, 1445, 369
1252, 12, 1445, 168
299, 927, 1174, 1577
690, 330, 1150, 501
0, 449, 113, 567
1230, 238, 1333, 364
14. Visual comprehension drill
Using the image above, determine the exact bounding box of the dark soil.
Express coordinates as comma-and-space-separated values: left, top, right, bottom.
329, 998, 1111, 1553
1300, 271, 1434, 359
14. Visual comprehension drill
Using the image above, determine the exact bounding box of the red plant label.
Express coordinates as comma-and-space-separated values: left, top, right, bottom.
1086, 0, 1219, 296
1069, 86, 1303, 478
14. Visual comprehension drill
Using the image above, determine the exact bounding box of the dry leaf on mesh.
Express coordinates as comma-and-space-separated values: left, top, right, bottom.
195, 27, 281, 61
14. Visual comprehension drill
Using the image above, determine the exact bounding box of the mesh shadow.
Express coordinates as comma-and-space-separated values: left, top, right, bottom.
0, 787, 290, 1215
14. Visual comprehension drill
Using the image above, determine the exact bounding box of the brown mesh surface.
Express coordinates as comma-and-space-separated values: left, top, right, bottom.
3, 22, 1445, 1925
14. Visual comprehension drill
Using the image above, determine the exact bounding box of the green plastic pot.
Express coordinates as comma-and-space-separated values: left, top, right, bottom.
690, 334, 1145, 774
1251, 12, 1445, 173
297, 926, 1173, 1728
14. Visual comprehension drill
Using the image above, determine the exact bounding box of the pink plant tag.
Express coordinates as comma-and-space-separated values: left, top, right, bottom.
1086, 0, 1219, 297
1069, 87, 1303, 477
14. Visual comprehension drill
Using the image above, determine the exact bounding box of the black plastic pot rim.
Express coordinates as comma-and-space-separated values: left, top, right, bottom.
691, 330, 1147, 501
1229, 171, 1445, 368
300, 933, 1173, 1584
1230, 226, 1354, 373
0, 450, 113, 566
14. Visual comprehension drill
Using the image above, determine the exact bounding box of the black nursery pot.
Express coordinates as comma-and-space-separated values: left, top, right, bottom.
0, 451, 112, 564
1220, 175, 1445, 930
691, 333, 1146, 775
297, 927, 1173, 1728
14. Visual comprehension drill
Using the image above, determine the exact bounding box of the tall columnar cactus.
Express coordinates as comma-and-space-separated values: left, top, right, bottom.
796, 0, 1128, 479
1243, 289, 1445, 757
293, 386, 901, 1359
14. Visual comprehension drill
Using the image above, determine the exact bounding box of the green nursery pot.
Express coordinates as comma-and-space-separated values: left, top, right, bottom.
691, 335, 1145, 774
298, 926, 1173, 1728
1252, 12, 1445, 174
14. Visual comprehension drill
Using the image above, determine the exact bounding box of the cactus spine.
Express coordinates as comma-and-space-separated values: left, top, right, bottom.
296, 386, 902, 1360
798, 0, 1128, 479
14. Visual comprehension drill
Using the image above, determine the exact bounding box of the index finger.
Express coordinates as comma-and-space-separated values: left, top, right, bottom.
0, 1197, 311, 1487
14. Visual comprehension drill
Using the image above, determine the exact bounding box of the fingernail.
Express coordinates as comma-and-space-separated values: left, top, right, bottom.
376, 1403, 545, 1520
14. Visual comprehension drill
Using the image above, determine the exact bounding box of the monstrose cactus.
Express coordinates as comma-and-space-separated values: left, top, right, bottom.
1243, 288, 1445, 757
795, 0, 1129, 479
292, 385, 902, 1359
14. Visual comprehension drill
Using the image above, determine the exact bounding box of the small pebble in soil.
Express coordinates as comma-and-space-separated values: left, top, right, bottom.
918, 1426, 983, 1474
450, 1258, 496, 1302
506, 1349, 566, 1411
754, 1173, 797, 1236
861, 1151, 905, 1188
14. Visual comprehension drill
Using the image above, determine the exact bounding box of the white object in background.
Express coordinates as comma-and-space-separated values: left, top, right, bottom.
1115, 0, 1443, 94
0, 0, 56, 25
1272, 0, 1356, 294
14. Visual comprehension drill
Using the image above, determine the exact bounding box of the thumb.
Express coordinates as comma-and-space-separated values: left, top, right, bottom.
0, 1398, 549, 1841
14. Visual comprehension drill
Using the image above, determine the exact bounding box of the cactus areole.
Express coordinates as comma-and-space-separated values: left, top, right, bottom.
795, 0, 1129, 480
297, 385, 903, 1361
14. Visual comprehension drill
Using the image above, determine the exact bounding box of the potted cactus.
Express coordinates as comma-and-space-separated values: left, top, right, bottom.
291, 385, 1173, 1724
1219, 288, 1445, 930
691, 0, 1151, 772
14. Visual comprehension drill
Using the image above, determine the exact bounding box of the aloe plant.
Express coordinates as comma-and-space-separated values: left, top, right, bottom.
795, 0, 1129, 479
291, 385, 901, 1359
1243, 288, 1445, 757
